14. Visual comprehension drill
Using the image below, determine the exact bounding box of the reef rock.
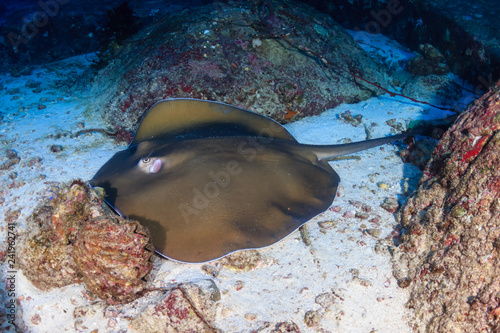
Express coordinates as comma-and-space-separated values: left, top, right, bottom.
406, 43, 450, 76
18, 181, 154, 304
392, 80, 500, 332
401, 74, 462, 109
129, 280, 221, 332
18, 227, 82, 291
73, 216, 154, 304
86, 0, 388, 131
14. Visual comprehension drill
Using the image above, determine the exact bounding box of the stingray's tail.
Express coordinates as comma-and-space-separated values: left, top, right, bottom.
306, 133, 408, 161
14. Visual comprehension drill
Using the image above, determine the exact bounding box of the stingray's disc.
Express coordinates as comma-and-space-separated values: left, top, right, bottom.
90, 137, 339, 263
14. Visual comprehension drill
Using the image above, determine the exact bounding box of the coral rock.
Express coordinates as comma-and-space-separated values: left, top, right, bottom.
18, 180, 154, 304
18, 229, 82, 291
51, 183, 90, 243
392, 80, 500, 332
17, 181, 99, 291
129, 281, 220, 332
86, 0, 387, 131
406, 43, 450, 76
0, 148, 20, 170
73, 216, 154, 304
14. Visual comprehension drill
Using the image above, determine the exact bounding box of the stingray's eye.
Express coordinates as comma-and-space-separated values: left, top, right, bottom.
138, 157, 163, 174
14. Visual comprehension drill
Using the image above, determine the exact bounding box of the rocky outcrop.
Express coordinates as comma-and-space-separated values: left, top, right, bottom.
392, 80, 500, 332
86, 0, 389, 130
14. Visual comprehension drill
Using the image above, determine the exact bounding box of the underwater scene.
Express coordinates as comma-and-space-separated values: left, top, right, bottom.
0, 0, 499, 331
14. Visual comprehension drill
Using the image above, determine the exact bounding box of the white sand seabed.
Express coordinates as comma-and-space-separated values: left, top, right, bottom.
0, 32, 475, 332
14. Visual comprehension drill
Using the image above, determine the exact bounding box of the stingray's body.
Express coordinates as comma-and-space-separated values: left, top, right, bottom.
90, 99, 406, 263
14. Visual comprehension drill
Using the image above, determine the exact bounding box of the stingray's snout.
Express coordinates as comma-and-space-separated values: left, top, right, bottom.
138, 157, 163, 174
149, 158, 163, 173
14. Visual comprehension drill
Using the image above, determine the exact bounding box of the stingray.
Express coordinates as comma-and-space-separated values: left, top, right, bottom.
89, 98, 406, 263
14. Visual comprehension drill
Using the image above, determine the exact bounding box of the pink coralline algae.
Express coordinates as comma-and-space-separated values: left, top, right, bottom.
392, 80, 500, 332
86, 0, 388, 131
18, 181, 154, 304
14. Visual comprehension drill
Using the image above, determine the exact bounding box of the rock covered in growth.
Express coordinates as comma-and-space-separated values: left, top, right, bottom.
87, 0, 387, 131
17, 182, 95, 291
73, 216, 154, 304
17, 181, 154, 304
406, 43, 450, 76
0, 148, 20, 170
392, 80, 500, 332
50, 182, 92, 243
129, 281, 221, 332
401, 74, 463, 110
18, 227, 82, 291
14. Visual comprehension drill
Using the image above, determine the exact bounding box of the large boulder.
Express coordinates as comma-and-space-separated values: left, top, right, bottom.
392, 80, 500, 332
86, 0, 388, 130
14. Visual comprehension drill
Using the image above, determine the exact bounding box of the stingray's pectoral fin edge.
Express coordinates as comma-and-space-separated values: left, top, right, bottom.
153, 249, 210, 264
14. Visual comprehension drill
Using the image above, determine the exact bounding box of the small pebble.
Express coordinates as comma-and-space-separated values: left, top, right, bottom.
24, 157, 42, 167
367, 228, 381, 238
378, 182, 389, 189
235, 280, 244, 291
315, 292, 336, 308
355, 211, 369, 219
26, 81, 41, 89
361, 204, 372, 212
50, 145, 63, 153
318, 220, 337, 229
330, 205, 342, 212
31, 314, 41, 325
349, 200, 362, 207
38, 104, 46, 110
397, 277, 412, 288
201, 264, 220, 277
0, 148, 20, 170
304, 310, 321, 327
374, 242, 388, 254
107, 318, 117, 328
244, 313, 257, 321
104, 307, 118, 318
343, 211, 355, 218
353, 276, 372, 287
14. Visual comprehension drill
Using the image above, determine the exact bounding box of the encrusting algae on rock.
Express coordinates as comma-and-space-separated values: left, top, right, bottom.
73, 216, 154, 304
17, 180, 154, 304
392, 80, 500, 332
